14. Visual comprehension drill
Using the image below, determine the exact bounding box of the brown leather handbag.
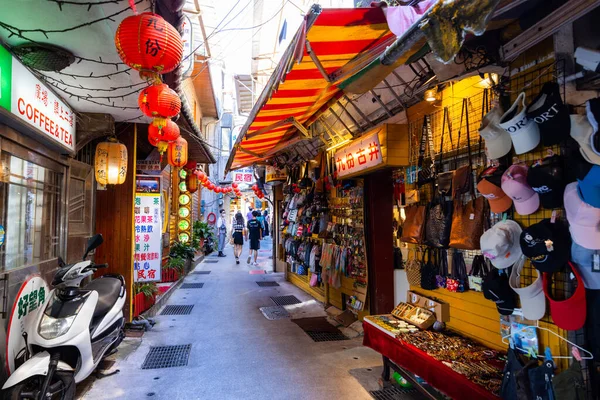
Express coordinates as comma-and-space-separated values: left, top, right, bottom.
452, 99, 474, 198
400, 204, 426, 244
449, 196, 485, 250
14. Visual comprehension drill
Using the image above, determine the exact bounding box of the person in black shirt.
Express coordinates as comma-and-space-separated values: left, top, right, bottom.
231, 212, 245, 265
246, 211, 262, 265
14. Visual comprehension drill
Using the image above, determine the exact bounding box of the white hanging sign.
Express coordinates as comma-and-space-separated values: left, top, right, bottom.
334, 131, 383, 178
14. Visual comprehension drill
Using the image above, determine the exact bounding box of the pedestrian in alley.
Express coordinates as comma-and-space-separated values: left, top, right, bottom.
231, 212, 245, 264
246, 206, 254, 222
256, 209, 266, 237
262, 210, 270, 237
247, 210, 262, 266
217, 209, 228, 257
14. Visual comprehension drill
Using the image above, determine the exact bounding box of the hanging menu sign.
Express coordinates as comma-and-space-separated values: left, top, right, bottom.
134, 177, 162, 282
334, 131, 383, 178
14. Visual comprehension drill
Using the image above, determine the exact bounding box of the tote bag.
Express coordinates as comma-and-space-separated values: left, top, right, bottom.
400, 205, 426, 244
449, 196, 485, 250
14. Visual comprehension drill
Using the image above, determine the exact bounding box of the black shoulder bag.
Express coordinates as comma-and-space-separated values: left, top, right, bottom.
417, 115, 435, 187
436, 107, 454, 196
420, 248, 439, 290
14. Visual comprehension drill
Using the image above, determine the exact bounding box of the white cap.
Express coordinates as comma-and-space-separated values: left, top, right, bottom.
499, 92, 540, 154
570, 114, 600, 166
509, 255, 546, 321
479, 106, 512, 159
480, 219, 523, 269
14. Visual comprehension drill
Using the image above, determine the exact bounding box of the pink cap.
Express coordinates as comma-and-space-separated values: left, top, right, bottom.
564, 182, 600, 250
501, 164, 540, 215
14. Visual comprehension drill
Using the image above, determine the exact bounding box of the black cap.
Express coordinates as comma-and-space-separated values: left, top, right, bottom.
483, 268, 516, 315
519, 219, 571, 273
526, 82, 571, 146
526, 155, 566, 209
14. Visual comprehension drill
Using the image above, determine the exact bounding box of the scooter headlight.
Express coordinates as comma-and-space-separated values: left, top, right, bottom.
38, 314, 76, 339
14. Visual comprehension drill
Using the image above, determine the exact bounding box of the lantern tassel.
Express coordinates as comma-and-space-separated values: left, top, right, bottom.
128, 0, 137, 14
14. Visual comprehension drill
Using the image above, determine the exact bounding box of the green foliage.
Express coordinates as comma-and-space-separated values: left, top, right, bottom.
165, 256, 185, 274
193, 220, 215, 241
134, 282, 158, 298
170, 241, 195, 260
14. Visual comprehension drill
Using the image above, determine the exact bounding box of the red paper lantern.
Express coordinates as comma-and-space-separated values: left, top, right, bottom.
148, 131, 160, 146
252, 184, 258, 191
115, 13, 183, 74
207, 182, 214, 190
139, 84, 181, 118
231, 182, 238, 189
149, 119, 180, 143
167, 137, 188, 168
198, 171, 206, 180
186, 172, 198, 193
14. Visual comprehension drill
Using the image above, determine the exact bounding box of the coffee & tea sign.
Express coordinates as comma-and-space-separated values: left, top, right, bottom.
334, 131, 383, 178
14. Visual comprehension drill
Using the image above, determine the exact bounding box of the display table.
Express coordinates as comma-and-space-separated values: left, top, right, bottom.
363, 317, 500, 400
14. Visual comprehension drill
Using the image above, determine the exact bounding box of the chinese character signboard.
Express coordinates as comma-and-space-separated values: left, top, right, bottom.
334, 131, 383, 178
134, 177, 162, 282
136, 160, 162, 173
265, 165, 287, 183
0, 45, 75, 153
6, 275, 49, 374
232, 167, 254, 184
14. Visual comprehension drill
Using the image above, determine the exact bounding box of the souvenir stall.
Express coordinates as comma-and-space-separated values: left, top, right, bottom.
365, 44, 598, 399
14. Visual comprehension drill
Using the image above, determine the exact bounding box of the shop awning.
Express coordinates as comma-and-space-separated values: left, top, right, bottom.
226, 6, 395, 172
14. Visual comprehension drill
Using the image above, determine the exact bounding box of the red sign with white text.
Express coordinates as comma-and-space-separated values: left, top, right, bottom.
334, 131, 383, 178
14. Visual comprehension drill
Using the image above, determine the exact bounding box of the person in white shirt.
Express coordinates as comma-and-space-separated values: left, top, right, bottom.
216, 209, 227, 257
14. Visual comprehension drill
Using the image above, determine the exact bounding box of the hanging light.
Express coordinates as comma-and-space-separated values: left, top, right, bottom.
148, 119, 180, 143
424, 87, 439, 102
139, 84, 181, 118
95, 138, 128, 185
115, 13, 183, 76
186, 171, 198, 193
167, 137, 188, 168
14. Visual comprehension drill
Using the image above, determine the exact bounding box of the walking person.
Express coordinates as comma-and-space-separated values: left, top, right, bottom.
256, 210, 266, 237
216, 209, 228, 257
246, 210, 262, 266
262, 210, 270, 237
231, 212, 245, 265
246, 206, 254, 222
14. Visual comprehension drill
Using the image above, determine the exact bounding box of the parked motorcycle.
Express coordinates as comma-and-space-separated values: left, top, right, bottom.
3, 234, 126, 400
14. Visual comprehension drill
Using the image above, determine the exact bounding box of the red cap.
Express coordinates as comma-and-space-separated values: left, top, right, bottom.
542, 262, 586, 331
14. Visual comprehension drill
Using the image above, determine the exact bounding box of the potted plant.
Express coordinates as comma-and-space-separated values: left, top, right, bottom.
193, 220, 215, 255
162, 256, 185, 282
133, 282, 159, 317
170, 241, 195, 272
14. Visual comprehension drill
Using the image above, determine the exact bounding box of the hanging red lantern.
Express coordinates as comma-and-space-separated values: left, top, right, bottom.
197, 171, 206, 181
148, 130, 160, 147
252, 184, 258, 191
115, 13, 183, 74
149, 119, 180, 143
231, 182, 238, 189
139, 84, 181, 118
185, 161, 197, 171
167, 137, 188, 168
207, 182, 214, 191
186, 171, 198, 193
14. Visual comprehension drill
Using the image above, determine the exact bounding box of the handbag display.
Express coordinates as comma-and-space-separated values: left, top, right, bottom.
468, 254, 489, 292
452, 99, 474, 198
315, 152, 326, 193
405, 251, 422, 287
436, 249, 449, 288
400, 204, 426, 244
405, 189, 420, 205
420, 248, 439, 290
424, 197, 453, 248
446, 251, 468, 292
299, 162, 312, 189
417, 115, 435, 187
449, 196, 485, 250
436, 107, 454, 196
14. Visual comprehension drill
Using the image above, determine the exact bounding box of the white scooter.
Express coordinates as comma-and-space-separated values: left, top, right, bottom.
3, 234, 126, 399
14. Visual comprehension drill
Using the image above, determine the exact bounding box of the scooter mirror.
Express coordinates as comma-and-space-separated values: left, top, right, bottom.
57, 256, 66, 268
83, 234, 104, 260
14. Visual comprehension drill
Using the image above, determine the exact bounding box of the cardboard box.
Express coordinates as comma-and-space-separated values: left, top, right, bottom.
407, 291, 449, 322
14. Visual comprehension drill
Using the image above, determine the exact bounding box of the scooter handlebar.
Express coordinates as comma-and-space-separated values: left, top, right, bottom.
94, 263, 109, 269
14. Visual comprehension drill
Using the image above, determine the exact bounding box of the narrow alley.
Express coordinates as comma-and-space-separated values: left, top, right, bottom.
80, 241, 386, 400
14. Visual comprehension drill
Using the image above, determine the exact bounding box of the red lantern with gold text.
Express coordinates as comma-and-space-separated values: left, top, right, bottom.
167, 137, 188, 168
115, 13, 183, 74
149, 119, 180, 143
139, 84, 181, 118
186, 171, 198, 193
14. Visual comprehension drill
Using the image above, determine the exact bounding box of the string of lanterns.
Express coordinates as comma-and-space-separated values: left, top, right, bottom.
193, 170, 242, 197
252, 184, 265, 199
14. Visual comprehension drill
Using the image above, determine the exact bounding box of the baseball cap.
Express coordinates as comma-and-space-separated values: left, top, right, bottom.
578, 165, 600, 208
525, 82, 571, 146
501, 164, 540, 215
543, 262, 587, 331
509, 255, 546, 321
483, 268, 517, 315
499, 92, 540, 154
480, 219, 523, 269
520, 219, 571, 273
477, 178, 512, 213
526, 155, 566, 209
479, 106, 512, 159
569, 114, 600, 166
564, 182, 600, 250
571, 241, 600, 289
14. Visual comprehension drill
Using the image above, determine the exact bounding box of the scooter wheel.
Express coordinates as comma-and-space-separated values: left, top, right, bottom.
5, 371, 75, 400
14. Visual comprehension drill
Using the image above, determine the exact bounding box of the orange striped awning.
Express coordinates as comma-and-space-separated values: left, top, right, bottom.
226, 6, 393, 172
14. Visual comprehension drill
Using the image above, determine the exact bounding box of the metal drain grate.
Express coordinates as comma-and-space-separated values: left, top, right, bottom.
304, 331, 349, 342
204, 260, 219, 263
181, 283, 204, 289
160, 305, 194, 315
141, 344, 192, 370
270, 295, 301, 306
256, 281, 279, 287
259, 306, 290, 320
369, 386, 422, 400
193, 271, 211, 274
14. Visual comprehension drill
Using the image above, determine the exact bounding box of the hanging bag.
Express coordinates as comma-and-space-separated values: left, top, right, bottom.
299, 162, 312, 188
417, 115, 435, 187
420, 248, 439, 290
446, 251, 469, 292
452, 99, 474, 198
315, 152, 326, 193
424, 195, 453, 248
468, 254, 489, 292
436, 249, 449, 288
400, 204, 426, 244
436, 107, 454, 196
405, 249, 423, 287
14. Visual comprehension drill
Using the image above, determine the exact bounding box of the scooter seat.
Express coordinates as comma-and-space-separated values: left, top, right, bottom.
85, 277, 122, 318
